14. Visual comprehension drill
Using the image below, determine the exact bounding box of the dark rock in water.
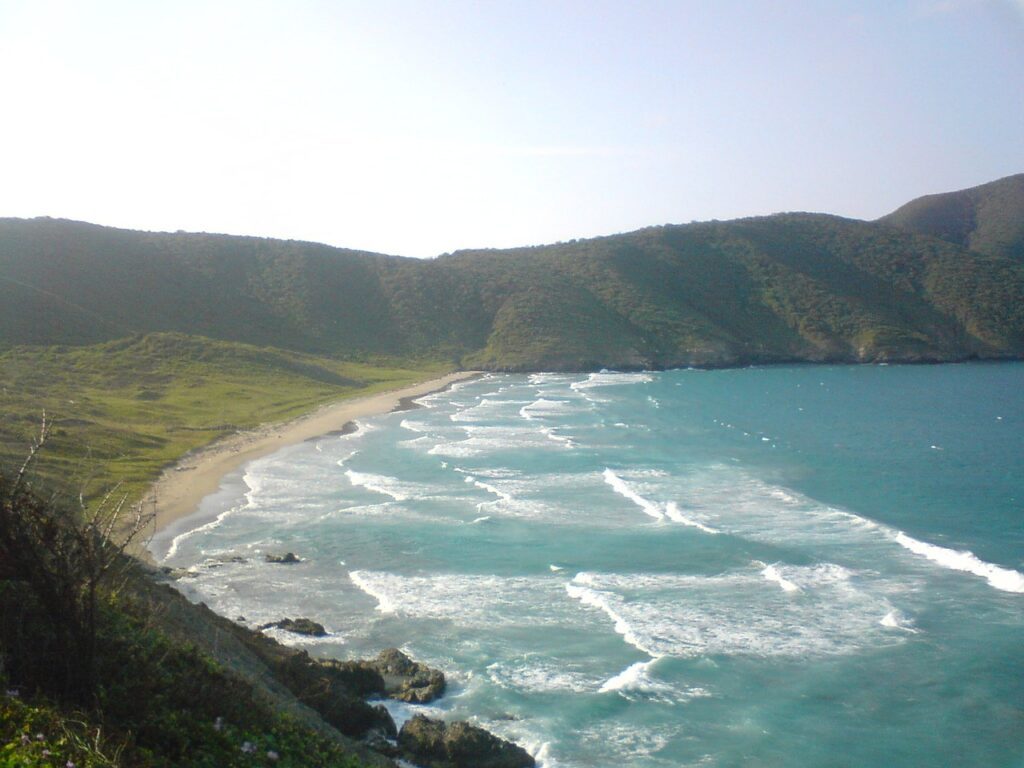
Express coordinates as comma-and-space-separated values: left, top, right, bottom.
398, 715, 535, 768
365, 647, 446, 703
265, 551, 301, 564
259, 617, 327, 636
319, 648, 445, 703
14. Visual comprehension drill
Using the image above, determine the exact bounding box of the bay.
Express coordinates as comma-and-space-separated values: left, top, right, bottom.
163, 363, 1024, 767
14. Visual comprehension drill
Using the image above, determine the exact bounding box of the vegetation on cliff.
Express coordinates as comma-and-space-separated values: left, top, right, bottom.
0, 441, 376, 766
879, 173, 1024, 262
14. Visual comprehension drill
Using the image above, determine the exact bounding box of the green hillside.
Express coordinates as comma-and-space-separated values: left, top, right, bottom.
3, 175, 1024, 373
384, 213, 1024, 369
878, 173, 1024, 262
0, 218, 411, 354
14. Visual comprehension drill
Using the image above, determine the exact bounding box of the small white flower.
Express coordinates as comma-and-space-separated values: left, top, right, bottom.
240, 741, 256, 754
267, 750, 280, 761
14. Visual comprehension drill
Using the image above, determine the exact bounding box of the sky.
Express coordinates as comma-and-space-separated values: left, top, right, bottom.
0, 1, 1022, 258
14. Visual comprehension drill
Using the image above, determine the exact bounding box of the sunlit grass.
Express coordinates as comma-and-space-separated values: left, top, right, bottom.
0, 332, 449, 505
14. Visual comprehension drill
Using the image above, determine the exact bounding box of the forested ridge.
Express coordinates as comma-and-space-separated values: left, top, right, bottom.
2, 174, 1023, 370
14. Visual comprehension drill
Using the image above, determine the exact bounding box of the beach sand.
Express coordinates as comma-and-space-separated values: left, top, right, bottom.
144, 371, 480, 549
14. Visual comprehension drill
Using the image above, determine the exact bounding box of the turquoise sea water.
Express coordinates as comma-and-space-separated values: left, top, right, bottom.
155, 364, 1024, 767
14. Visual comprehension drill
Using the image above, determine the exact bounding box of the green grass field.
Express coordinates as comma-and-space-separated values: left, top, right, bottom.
0, 332, 449, 506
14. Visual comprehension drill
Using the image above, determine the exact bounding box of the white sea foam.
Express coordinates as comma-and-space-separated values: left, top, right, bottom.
335, 450, 360, 468
549, 564, 564, 572
452, 465, 521, 479
892, 532, 1024, 593
348, 570, 398, 613
164, 505, 236, 560
668, 465, 887, 548
163, 465, 268, 560
346, 572, 571, 626
599, 659, 711, 704
532, 742, 554, 768
519, 398, 573, 421
541, 427, 576, 448
430, 424, 556, 458
487, 659, 595, 694
571, 372, 654, 390
315, 502, 399, 521
664, 502, 719, 534
760, 563, 801, 593
566, 575, 655, 656
529, 372, 569, 384
567, 567, 903, 658
463, 474, 513, 501
398, 435, 430, 448
449, 398, 533, 423
400, 419, 429, 433
574, 722, 674, 761
880, 609, 918, 633
602, 469, 665, 521
599, 659, 664, 693
602, 469, 722, 532
344, 469, 410, 501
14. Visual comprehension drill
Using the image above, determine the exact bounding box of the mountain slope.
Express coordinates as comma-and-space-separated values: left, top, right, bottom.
878, 173, 1024, 262
0, 218, 410, 354
2, 175, 1024, 371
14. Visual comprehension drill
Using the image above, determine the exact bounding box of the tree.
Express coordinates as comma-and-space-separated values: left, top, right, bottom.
0, 415, 153, 701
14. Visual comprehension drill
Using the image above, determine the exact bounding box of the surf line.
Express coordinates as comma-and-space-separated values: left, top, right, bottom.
564, 572, 675, 697
602, 468, 719, 534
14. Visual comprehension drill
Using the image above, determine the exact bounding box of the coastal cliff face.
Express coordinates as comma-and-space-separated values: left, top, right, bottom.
1, 174, 1022, 371
0, 538, 535, 767
129, 568, 529, 767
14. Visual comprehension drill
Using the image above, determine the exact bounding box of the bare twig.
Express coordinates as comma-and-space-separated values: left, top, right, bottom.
13, 411, 50, 494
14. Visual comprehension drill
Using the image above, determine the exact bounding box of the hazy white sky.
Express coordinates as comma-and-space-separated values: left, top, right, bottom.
1, 0, 1022, 257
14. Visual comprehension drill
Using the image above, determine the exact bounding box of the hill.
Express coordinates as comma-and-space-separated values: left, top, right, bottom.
878, 173, 1024, 262
2, 175, 1024, 372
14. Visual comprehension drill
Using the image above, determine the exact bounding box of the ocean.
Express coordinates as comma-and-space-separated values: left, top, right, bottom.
155, 363, 1024, 767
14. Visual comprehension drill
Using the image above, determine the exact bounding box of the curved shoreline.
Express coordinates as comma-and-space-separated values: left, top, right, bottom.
144, 371, 482, 553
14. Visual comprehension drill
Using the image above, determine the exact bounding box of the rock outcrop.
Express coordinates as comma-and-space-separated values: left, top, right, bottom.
316, 648, 446, 703
362, 648, 447, 703
398, 715, 535, 768
259, 617, 327, 636
266, 551, 301, 564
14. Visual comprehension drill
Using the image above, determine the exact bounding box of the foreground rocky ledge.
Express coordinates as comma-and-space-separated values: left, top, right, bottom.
398, 715, 536, 768
140, 568, 532, 767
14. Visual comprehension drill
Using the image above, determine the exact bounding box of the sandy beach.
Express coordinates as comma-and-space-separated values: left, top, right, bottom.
144, 371, 480, 546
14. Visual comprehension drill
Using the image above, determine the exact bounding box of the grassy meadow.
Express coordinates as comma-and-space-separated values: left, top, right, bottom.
0, 332, 449, 506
